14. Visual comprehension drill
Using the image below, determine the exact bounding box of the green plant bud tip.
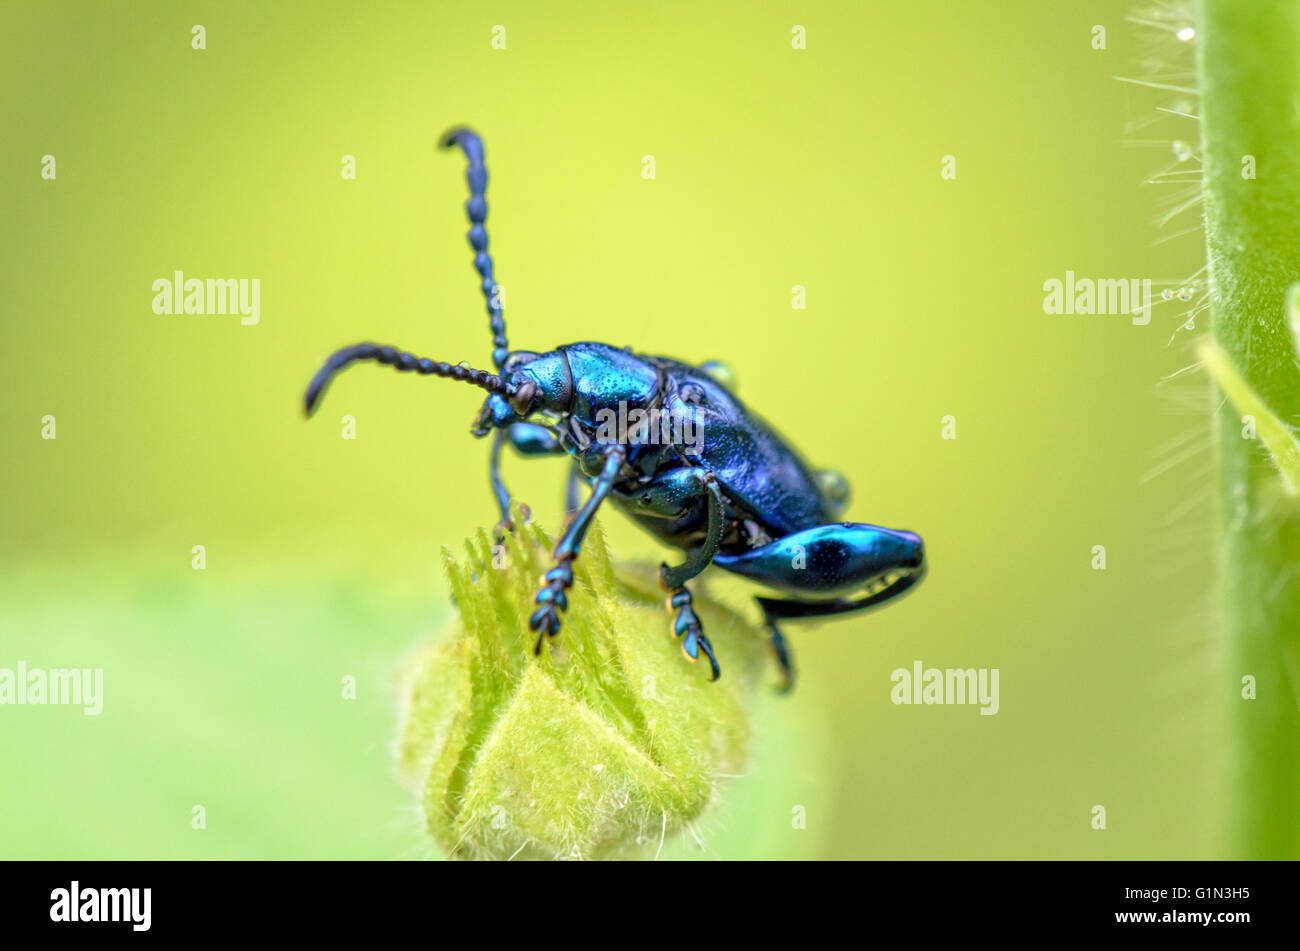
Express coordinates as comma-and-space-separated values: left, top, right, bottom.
395, 510, 770, 860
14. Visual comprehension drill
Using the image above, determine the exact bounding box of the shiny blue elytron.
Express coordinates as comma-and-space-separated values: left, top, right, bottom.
304, 128, 925, 691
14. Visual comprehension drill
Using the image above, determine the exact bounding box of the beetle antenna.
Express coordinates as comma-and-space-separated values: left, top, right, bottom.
303, 343, 512, 417
440, 127, 509, 370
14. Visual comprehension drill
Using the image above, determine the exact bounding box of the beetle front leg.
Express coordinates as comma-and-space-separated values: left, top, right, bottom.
491, 422, 568, 539
529, 445, 626, 652
489, 429, 512, 537
564, 460, 583, 517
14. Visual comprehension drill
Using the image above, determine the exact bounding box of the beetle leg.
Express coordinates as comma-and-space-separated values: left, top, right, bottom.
564, 461, 583, 518
760, 610, 796, 695
752, 588, 924, 693
657, 470, 725, 681
489, 429, 512, 538
667, 587, 720, 681
491, 422, 569, 540
506, 421, 566, 457
529, 445, 626, 650
658, 471, 724, 589
712, 523, 924, 604
712, 523, 926, 693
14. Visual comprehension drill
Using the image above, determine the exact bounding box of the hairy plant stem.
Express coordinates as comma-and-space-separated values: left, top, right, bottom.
1197, 0, 1300, 858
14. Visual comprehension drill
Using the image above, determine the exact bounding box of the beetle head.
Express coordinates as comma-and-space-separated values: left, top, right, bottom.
470, 350, 573, 436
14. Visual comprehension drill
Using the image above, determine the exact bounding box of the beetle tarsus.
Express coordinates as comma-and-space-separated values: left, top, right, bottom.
529, 558, 574, 649
667, 586, 721, 681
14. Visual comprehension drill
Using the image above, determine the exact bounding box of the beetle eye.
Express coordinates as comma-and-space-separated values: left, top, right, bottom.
510, 380, 537, 415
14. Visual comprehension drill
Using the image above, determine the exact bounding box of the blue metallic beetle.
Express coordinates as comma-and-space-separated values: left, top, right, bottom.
304, 128, 925, 691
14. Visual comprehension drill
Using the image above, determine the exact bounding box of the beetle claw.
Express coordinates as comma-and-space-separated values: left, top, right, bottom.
665, 585, 721, 680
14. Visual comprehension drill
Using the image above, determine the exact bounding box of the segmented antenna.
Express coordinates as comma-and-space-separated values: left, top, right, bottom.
440, 127, 509, 369
303, 343, 511, 417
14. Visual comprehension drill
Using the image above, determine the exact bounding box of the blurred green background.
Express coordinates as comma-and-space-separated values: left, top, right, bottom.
1, 0, 1214, 858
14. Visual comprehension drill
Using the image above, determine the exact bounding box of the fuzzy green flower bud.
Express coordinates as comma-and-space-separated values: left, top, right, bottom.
396, 512, 769, 859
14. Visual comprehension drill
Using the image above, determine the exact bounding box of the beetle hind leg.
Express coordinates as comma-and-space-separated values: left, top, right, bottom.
710, 522, 926, 692
760, 609, 796, 694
